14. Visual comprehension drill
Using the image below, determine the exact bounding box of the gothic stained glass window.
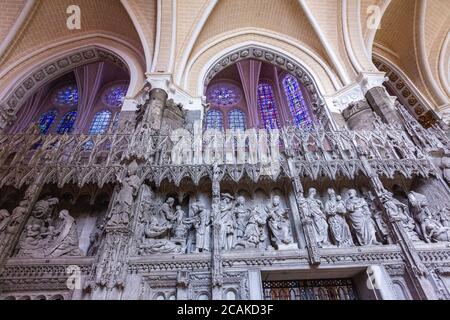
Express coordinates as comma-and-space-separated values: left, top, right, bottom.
37, 110, 57, 134
103, 85, 127, 107
257, 83, 280, 130
205, 109, 223, 130
206, 83, 242, 107
56, 111, 77, 134
89, 110, 112, 134
53, 85, 79, 108
228, 109, 246, 130
282, 74, 312, 127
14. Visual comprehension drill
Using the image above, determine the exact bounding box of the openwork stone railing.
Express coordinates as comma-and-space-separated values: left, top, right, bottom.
0, 123, 438, 189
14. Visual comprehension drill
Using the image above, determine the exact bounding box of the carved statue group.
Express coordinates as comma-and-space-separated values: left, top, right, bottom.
213, 194, 294, 251
14, 197, 83, 259
299, 186, 450, 247
301, 188, 381, 247
134, 189, 295, 254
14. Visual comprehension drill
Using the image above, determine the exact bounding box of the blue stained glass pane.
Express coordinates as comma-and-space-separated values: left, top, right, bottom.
53, 85, 79, 107
205, 110, 223, 130
228, 109, 246, 130
104, 85, 127, 107
89, 110, 112, 134
257, 83, 280, 130
57, 111, 77, 134
38, 110, 57, 134
282, 74, 312, 127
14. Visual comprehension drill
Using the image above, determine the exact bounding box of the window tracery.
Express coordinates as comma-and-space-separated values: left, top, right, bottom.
205, 109, 223, 130
228, 109, 246, 130
37, 110, 57, 134
282, 74, 312, 127
56, 111, 77, 134
257, 83, 280, 130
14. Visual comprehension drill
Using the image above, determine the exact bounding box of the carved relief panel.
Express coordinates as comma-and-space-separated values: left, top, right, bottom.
11, 184, 112, 259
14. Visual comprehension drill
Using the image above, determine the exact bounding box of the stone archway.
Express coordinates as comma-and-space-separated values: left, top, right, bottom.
0, 46, 137, 131
202, 46, 334, 129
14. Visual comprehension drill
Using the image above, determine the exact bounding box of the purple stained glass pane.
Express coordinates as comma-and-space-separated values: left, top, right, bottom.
257, 83, 280, 130
53, 85, 79, 108
228, 109, 246, 130
57, 111, 77, 134
38, 110, 57, 134
207, 83, 242, 107
282, 74, 312, 127
104, 85, 127, 107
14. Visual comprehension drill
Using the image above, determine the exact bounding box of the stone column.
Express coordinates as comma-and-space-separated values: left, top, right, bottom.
287, 158, 320, 265
342, 100, 376, 130
248, 270, 263, 300
146, 88, 168, 131
211, 164, 223, 299
365, 86, 401, 125
87, 160, 143, 300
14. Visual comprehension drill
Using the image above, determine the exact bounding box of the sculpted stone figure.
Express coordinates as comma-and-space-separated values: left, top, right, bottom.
108, 160, 140, 227
408, 191, 450, 242
345, 189, 380, 246
380, 192, 420, 242
234, 205, 268, 250
324, 189, 354, 247
44, 210, 83, 258
303, 188, 329, 247
265, 195, 293, 249
234, 196, 250, 242
0, 200, 29, 236
217, 194, 236, 251
18, 209, 83, 258
189, 200, 211, 253
138, 195, 184, 254
0, 209, 10, 232
160, 197, 176, 222
172, 205, 188, 239
139, 211, 182, 254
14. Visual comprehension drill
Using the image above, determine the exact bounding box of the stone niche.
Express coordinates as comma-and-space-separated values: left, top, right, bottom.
12, 183, 112, 259
0, 186, 25, 213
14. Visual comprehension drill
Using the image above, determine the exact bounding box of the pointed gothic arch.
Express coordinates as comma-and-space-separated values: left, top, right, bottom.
201, 45, 335, 129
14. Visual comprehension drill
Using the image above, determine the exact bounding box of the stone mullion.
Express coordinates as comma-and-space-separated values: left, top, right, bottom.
287, 158, 320, 265
366, 172, 437, 300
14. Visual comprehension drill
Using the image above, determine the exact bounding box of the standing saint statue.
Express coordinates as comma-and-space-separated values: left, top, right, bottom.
324, 189, 354, 247
234, 196, 249, 242
190, 200, 211, 253
217, 194, 236, 251
108, 160, 140, 227
304, 188, 329, 247
345, 189, 380, 246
